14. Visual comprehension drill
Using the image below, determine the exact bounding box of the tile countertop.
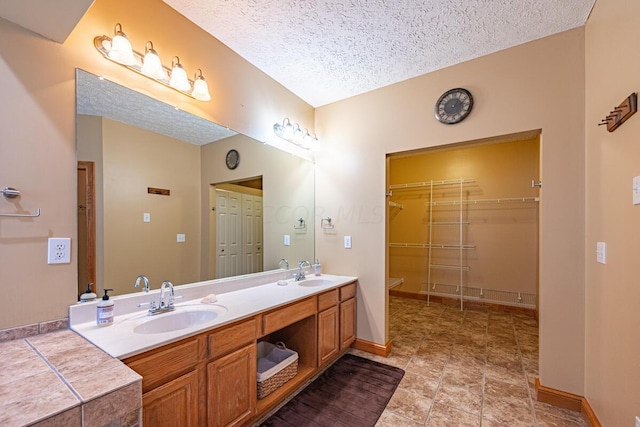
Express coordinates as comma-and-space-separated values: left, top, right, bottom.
70, 272, 358, 360
0, 330, 141, 426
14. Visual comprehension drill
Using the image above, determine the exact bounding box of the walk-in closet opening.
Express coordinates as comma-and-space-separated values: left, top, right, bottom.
386, 132, 540, 314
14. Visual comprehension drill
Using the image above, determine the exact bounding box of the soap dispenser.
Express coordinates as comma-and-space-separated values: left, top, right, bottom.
314, 259, 322, 276
80, 283, 97, 303
97, 289, 114, 327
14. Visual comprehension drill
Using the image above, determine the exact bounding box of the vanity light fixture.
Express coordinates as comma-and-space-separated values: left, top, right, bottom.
107, 23, 136, 66
140, 41, 165, 80
94, 23, 211, 102
273, 118, 319, 150
192, 69, 211, 101
169, 56, 190, 91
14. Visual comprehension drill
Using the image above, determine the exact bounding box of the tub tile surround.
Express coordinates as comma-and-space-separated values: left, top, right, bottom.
0, 330, 141, 427
70, 270, 357, 359
353, 296, 587, 427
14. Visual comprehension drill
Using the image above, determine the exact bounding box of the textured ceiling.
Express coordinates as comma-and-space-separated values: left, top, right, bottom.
76, 70, 237, 145
164, 0, 595, 107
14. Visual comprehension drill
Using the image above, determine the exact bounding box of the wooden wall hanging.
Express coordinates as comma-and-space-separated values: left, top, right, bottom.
599, 92, 637, 132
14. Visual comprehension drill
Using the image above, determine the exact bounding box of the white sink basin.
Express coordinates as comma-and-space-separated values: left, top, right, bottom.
133, 305, 227, 334
297, 278, 334, 287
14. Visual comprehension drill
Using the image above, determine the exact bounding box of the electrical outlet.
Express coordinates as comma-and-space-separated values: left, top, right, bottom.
344, 235, 352, 249
143, 213, 151, 222
284, 235, 290, 246
177, 234, 186, 242
48, 238, 71, 264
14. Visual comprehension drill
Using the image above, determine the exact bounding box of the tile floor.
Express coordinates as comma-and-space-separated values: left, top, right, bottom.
349, 296, 587, 427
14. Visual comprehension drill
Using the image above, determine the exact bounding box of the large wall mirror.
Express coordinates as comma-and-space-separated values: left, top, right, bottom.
76, 69, 314, 298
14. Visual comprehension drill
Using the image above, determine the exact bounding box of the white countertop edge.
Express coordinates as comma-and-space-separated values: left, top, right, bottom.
70, 273, 357, 360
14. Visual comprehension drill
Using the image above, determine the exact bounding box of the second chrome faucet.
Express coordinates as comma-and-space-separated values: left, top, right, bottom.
295, 260, 311, 281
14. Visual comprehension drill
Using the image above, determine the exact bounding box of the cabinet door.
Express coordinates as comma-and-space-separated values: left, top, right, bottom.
340, 298, 357, 350
207, 343, 257, 427
318, 306, 339, 365
142, 370, 199, 427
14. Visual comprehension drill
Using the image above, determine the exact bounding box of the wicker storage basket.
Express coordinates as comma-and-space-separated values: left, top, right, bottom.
256, 341, 298, 399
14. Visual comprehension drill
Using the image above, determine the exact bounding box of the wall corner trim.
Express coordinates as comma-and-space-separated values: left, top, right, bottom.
352, 339, 391, 357
535, 378, 602, 427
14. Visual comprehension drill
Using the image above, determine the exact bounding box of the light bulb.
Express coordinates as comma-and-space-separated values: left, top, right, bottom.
141, 41, 166, 80
169, 57, 191, 92
107, 23, 136, 66
191, 70, 211, 101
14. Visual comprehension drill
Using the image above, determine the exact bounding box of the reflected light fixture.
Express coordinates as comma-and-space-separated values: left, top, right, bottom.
94, 23, 211, 102
273, 118, 319, 150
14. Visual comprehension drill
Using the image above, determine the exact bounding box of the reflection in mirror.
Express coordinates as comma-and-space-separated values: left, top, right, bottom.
76, 69, 314, 298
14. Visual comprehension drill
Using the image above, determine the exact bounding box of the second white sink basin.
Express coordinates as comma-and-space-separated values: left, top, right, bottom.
133, 305, 227, 334
297, 278, 334, 287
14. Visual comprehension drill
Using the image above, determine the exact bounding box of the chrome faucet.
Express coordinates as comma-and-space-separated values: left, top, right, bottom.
278, 258, 290, 270
295, 260, 311, 281
138, 279, 181, 315
159, 280, 175, 309
134, 275, 150, 293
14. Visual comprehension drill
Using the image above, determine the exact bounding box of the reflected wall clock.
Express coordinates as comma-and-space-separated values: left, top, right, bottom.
225, 149, 240, 170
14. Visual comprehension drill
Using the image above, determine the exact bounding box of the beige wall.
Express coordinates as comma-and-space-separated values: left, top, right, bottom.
585, 0, 640, 425
201, 134, 315, 273
315, 29, 586, 394
0, 0, 312, 329
388, 137, 540, 297
78, 117, 202, 296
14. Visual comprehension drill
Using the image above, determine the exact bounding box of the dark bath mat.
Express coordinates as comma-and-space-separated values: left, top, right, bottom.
259, 354, 405, 427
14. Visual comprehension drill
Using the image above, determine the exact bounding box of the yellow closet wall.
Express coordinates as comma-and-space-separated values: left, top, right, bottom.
388, 136, 540, 300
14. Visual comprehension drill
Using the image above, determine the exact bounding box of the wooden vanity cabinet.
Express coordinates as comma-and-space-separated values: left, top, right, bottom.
141, 370, 199, 427
124, 336, 203, 427
207, 343, 256, 427
124, 318, 258, 427
124, 283, 356, 426
340, 282, 357, 350
206, 318, 257, 427
317, 289, 339, 366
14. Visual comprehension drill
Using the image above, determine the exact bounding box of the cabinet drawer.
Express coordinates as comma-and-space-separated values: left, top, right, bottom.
340, 282, 356, 301
209, 318, 257, 360
318, 289, 338, 312
262, 297, 316, 336
126, 337, 201, 393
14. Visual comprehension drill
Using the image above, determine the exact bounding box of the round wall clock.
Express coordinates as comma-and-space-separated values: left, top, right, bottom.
434, 88, 474, 124
225, 149, 240, 170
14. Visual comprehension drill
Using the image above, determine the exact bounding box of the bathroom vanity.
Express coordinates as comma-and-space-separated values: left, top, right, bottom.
70, 272, 357, 426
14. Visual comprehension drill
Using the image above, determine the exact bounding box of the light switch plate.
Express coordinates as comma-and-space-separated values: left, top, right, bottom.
143, 213, 151, 222
596, 242, 606, 264
633, 176, 640, 205
284, 235, 290, 246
